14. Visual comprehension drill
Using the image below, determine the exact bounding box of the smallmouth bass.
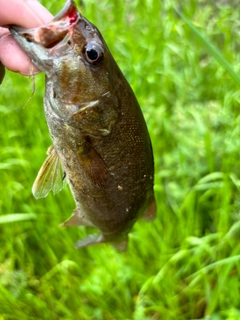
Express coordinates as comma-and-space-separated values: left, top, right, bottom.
10, 0, 156, 250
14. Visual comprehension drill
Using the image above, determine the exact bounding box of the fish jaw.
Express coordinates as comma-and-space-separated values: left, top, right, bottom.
9, 0, 80, 76
10, 0, 111, 105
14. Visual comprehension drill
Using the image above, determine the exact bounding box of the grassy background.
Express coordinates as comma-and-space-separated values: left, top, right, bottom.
1, 0, 240, 318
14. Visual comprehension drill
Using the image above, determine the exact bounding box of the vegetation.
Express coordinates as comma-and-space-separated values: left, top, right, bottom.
1, 0, 240, 318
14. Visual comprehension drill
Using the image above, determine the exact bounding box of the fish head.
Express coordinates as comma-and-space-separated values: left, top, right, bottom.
10, 0, 117, 105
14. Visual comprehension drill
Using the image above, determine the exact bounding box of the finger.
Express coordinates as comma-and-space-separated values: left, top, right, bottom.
0, 31, 39, 75
0, 0, 53, 76
0, 0, 53, 27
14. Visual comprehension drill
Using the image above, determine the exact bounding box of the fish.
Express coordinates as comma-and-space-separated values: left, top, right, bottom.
10, 0, 156, 250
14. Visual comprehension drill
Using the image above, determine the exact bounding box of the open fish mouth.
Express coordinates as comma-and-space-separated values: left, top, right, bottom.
11, 0, 79, 48
9, 0, 81, 72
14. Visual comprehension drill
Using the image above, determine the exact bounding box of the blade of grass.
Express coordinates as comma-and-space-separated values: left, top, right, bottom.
176, 8, 240, 86
0, 213, 36, 224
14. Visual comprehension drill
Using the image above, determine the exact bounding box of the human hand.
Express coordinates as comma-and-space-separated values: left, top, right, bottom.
0, 0, 53, 84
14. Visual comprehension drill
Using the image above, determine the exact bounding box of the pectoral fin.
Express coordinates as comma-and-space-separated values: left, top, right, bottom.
32, 145, 67, 199
79, 146, 112, 189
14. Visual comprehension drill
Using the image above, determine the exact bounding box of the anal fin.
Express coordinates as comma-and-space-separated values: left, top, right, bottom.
60, 208, 93, 227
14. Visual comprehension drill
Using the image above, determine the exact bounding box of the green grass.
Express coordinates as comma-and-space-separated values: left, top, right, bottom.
1, 0, 240, 318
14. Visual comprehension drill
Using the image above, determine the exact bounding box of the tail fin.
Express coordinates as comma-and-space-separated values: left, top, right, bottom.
74, 234, 128, 251
75, 234, 103, 248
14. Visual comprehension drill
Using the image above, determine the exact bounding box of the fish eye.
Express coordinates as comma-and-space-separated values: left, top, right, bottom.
83, 42, 104, 65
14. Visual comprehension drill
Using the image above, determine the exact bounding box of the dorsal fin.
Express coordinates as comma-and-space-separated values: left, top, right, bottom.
141, 194, 156, 221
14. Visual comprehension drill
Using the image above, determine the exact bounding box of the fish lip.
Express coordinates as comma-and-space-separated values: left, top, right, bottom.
10, 0, 79, 29
52, 0, 77, 22
10, 0, 80, 41
9, 0, 81, 73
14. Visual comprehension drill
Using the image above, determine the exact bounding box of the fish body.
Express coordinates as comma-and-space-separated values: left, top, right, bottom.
10, 0, 156, 249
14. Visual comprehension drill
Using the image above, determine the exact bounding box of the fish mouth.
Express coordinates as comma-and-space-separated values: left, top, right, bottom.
9, 0, 81, 73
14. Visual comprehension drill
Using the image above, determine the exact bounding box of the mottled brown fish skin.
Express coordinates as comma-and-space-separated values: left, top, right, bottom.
10, 0, 156, 248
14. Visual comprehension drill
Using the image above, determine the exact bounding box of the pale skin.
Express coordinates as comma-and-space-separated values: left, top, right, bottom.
0, 0, 53, 84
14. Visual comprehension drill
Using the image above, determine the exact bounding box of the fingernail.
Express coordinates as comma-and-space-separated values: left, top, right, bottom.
25, 0, 53, 24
